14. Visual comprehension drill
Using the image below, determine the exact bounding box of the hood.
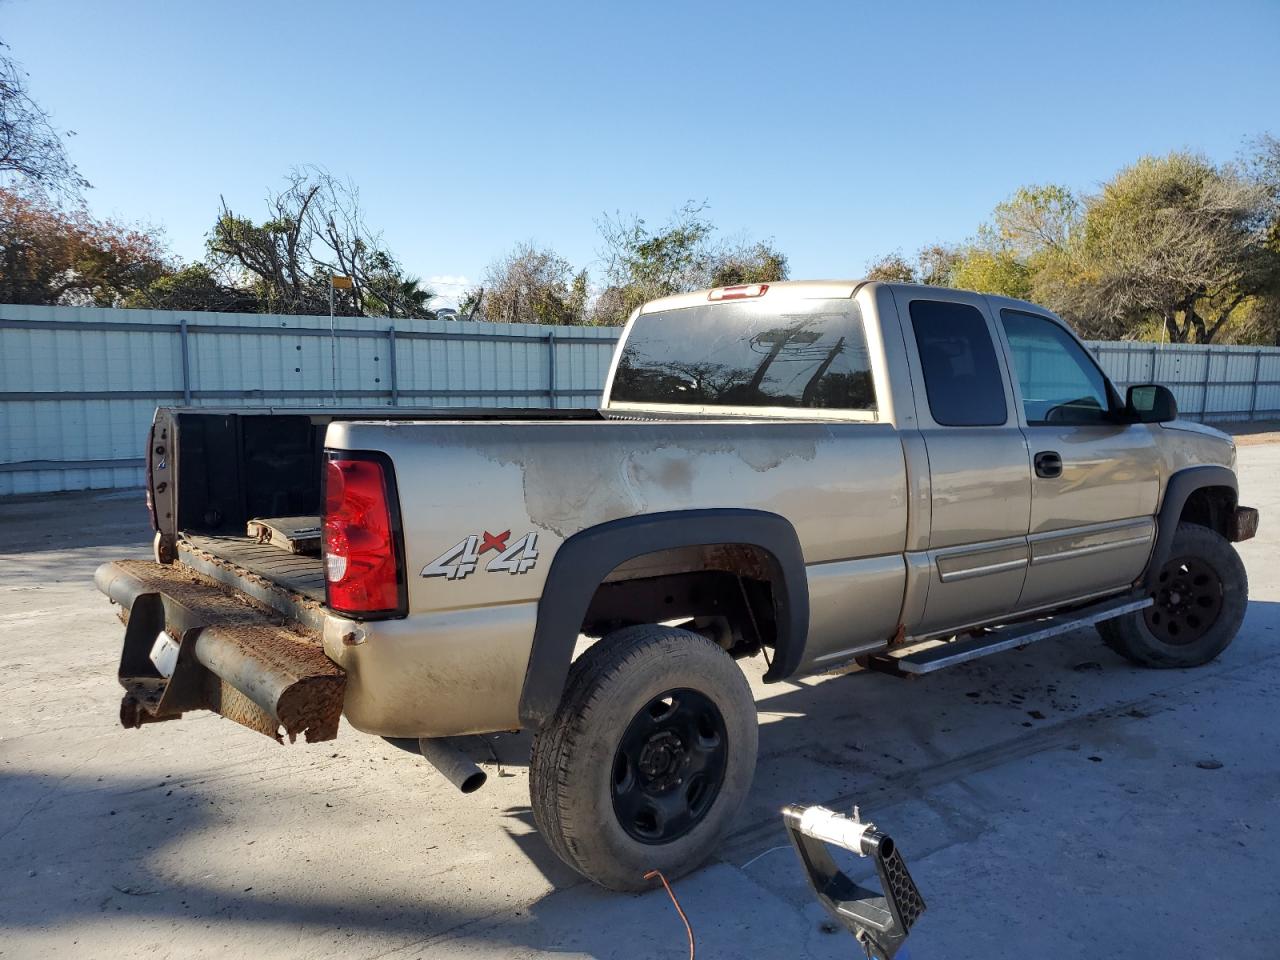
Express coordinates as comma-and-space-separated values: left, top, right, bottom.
1160, 419, 1236, 473
1161, 419, 1231, 443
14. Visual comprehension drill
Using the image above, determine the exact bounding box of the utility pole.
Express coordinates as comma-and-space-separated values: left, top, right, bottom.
330, 275, 353, 405
747, 323, 823, 393
801, 337, 845, 406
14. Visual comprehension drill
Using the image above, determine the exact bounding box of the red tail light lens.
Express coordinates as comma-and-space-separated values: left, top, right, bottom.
708, 283, 769, 301
322, 453, 406, 618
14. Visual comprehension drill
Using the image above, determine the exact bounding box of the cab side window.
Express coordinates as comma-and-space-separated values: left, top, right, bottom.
909, 300, 1007, 426
1000, 310, 1112, 425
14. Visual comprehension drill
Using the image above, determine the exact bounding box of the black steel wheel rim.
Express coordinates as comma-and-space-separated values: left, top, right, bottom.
1144, 554, 1224, 645
611, 688, 728, 844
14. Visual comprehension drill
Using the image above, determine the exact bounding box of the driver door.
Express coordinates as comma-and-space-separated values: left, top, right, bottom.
994, 308, 1161, 610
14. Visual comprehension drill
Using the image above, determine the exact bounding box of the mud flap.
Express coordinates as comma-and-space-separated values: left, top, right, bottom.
97, 559, 345, 743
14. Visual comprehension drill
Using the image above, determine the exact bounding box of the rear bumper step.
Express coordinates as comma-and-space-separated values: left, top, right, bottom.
95, 559, 345, 743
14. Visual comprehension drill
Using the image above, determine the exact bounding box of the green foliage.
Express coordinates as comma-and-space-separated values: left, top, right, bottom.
949, 248, 1033, 300
472, 243, 588, 325
989, 185, 1079, 256
0, 188, 169, 305
123, 263, 255, 312
593, 202, 788, 325
1058, 152, 1278, 342
863, 251, 917, 283
205, 168, 436, 318
863, 245, 959, 286
710, 241, 789, 288
863, 144, 1280, 344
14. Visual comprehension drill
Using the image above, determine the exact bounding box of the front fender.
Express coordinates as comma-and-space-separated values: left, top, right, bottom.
1145, 465, 1238, 590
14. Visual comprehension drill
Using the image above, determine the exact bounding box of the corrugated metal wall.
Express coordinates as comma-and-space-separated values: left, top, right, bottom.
0, 305, 619, 495
2, 304, 1279, 495
1087, 341, 1280, 424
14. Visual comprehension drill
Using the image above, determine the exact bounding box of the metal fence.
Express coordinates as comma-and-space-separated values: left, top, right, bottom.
0, 304, 619, 495
2, 304, 1279, 496
1087, 341, 1280, 424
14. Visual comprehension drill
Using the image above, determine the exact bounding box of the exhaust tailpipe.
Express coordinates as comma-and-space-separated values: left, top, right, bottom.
417, 736, 487, 793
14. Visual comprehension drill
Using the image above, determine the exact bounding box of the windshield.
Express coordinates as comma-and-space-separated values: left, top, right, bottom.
609, 299, 876, 412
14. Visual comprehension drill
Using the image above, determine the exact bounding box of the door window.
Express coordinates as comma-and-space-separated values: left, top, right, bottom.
1000, 310, 1112, 425
908, 300, 1007, 426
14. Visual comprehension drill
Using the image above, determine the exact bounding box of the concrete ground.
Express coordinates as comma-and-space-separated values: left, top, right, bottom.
2, 446, 1278, 960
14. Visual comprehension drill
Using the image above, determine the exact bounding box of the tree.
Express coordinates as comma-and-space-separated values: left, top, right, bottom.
208, 167, 434, 317
360, 251, 436, 320
123, 263, 257, 312
457, 286, 484, 320
1052, 152, 1278, 343
0, 187, 168, 305
596, 201, 714, 321
911, 187, 1072, 300
863, 245, 959, 285
989, 184, 1079, 258
708, 240, 789, 288
949, 247, 1033, 300
864, 250, 917, 283
593, 202, 788, 325
469, 242, 588, 325
0, 41, 89, 198
1239, 134, 1280, 344
863, 145, 1280, 344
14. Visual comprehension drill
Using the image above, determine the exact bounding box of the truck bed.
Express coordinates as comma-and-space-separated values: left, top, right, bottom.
156, 406, 603, 622
177, 533, 328, 631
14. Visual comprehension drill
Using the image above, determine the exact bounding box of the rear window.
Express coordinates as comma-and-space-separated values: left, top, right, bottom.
609, 300, 877, 412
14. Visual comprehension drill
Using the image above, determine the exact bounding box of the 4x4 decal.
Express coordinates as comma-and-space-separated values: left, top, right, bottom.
421, 530, 539, 580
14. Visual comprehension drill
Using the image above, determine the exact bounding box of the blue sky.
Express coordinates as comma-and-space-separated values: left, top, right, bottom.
5, 0, 1279, 305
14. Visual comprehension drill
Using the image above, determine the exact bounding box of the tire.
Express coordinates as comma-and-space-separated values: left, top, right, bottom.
1098, 522, 1248, 668
529, 624, 758, 891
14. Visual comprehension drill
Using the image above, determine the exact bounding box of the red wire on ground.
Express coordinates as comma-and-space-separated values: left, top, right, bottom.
644, 869, 695, 960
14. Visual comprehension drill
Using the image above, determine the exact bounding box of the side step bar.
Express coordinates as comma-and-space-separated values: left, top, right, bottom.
866, 595, 1152, 676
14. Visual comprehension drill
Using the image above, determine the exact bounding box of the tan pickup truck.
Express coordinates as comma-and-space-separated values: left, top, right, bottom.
97, 280, 1257, 889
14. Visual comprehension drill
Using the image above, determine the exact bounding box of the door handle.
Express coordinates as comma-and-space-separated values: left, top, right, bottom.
1034, 451, 1062, 479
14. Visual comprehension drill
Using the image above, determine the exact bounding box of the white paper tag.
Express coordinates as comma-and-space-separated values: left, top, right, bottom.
149, 630, 180, 678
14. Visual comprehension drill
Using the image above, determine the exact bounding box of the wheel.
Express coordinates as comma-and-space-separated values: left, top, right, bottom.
1098, 522, 1248, 668
529, 624, 758, 891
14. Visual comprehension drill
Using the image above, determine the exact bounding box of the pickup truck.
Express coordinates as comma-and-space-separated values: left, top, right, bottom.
96, 280, 1258, 891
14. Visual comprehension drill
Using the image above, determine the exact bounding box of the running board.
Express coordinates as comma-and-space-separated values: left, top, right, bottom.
867, 595, 1153, 676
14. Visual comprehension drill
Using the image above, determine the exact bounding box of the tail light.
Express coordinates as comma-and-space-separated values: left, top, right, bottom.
323, 452, 406, 618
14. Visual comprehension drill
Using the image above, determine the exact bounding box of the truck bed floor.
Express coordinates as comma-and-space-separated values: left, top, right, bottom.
183, 534, 326, 602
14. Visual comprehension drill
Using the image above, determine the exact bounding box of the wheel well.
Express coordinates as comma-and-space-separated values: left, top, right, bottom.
580, 544, 781, 660
1179, 485, 1237, 538
519, 508, 808, 727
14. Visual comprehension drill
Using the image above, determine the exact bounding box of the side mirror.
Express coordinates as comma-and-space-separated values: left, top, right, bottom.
1126, 384, 1177, 424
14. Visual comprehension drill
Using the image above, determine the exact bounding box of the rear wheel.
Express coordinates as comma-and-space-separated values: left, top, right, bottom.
529, 624, 758, 891
1098, 522, 1247, 668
